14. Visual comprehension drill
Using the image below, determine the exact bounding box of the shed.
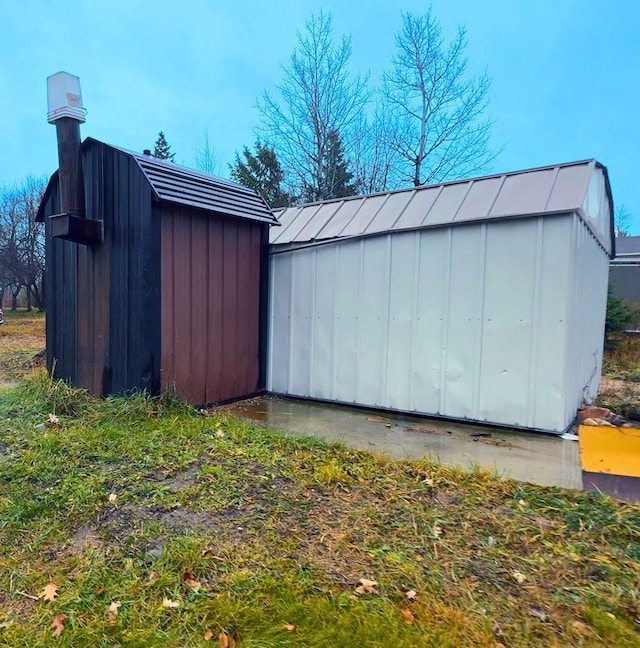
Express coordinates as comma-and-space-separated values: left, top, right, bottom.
268, 160, 614, 434
37, 137, 279, 404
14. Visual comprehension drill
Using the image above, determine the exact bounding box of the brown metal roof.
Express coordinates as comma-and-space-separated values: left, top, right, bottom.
271, 160, 614, 253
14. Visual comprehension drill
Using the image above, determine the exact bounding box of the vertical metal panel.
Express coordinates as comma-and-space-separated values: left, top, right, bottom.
529, 217, 572, 430
310, 245, 337, 399
442, 226, 484, 419
478, 220, 538, 425
268, 252, 293, 393
161, 209, 262, 404
355, 236, 388, 405
412, 229, 449, 414
563, 213, 609, 419
333, 241, 361, 402
385, 233, 417, 410
290, 250, 315, 394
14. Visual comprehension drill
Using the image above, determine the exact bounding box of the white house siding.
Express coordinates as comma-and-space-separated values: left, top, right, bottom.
267, 213, 600, 433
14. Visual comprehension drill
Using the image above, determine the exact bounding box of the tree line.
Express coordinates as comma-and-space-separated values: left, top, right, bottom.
0, 176, 47, 311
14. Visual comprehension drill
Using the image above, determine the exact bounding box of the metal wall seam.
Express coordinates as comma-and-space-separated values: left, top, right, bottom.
381, 234, 393, 407
286, 250, 295, 395
561, 213, 579, 425
409, 230, 422, 412
438, 228, 453, 415
330, 243, 340, 401
471, 223, 488, 420
525, 217, 544, 428
354, 238, 366, 404
266, 255, 275, 392
308, 247, 318, 397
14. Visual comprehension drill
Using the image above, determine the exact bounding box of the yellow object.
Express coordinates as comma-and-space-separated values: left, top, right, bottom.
579, 425, 640, 478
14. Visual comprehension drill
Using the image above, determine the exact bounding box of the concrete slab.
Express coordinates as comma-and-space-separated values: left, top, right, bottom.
218, 396, 582, 490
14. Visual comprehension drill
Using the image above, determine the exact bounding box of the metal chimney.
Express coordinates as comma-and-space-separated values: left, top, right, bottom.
46, 72, 102, 244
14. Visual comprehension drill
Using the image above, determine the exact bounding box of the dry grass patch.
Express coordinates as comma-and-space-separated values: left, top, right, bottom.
0, 309, 45, 385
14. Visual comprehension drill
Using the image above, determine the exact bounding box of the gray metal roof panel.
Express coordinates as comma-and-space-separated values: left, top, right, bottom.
270, 160, 611, 248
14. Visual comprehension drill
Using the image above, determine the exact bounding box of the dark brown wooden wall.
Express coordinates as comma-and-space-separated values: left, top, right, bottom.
43, 142, 161, 396
160, 206, 263, 404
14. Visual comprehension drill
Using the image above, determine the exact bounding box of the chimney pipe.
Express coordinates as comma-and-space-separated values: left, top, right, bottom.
46, 72, 101, 244
47, 72, 86, 218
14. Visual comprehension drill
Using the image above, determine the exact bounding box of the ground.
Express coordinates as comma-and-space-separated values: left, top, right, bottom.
0, 310, 639, 647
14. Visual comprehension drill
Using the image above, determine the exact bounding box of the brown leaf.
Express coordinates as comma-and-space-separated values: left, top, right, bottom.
401, 608, 416, 624
204, 629, 214, 641
107, 600, 121, 625
283, 623, 297, 631
355, 578, 378, 595
184, 571, 202, 592
219, 632, 237, 648
149, 571, 158, 584
162, 598, 180, 608
39, 582, 59, 602
51, 613, 67, 638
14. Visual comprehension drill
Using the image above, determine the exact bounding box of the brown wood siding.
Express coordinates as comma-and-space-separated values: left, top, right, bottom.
161, 206, 262, 404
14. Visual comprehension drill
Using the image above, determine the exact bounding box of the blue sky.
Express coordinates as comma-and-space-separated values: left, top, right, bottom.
1, 0, 639, 232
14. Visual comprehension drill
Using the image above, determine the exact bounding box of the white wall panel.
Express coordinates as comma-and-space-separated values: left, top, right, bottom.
311, 246, 337, 399
268, 212, 609, 433
412, 229, 449, 414
355, 236, 388, 406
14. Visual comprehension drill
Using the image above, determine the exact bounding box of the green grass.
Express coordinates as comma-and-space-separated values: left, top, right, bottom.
0, 372, 639, 647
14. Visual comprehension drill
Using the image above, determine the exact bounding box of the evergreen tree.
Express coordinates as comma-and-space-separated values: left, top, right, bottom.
317, 129, 358, 201
153, 132, 176, 162
230, 142, 293, 208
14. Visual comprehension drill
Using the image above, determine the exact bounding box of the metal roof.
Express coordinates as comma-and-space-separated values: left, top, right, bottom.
105, 140, 278, 225
37, 138, 278, 225
271, 160, 613, 252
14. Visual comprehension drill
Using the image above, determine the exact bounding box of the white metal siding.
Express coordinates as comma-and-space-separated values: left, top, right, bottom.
268, 214, 596, 433
563, 213, 609, 420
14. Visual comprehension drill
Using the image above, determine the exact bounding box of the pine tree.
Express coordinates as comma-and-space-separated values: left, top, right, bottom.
320, 129, 358, 200
230, 142, 293, 208
153, 132, 176, 162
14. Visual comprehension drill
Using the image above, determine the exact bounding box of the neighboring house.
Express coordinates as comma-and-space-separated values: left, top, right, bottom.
268, 160, 614, 434
610, 236, 640, 331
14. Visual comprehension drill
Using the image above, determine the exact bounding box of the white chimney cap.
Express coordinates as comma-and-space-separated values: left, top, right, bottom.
47, 72, 86, 124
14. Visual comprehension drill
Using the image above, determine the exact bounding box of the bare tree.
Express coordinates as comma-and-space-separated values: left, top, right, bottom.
383, 8, 493, 186
0, 176, 47, 311
351, 107, 402, 194
258, 11, 369, 201
195, 130, 222, 175
615, 204, 631, 237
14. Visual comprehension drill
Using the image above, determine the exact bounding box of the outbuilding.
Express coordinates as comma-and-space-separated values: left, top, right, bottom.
268, 160, 614, 434
37, 136, 278, 404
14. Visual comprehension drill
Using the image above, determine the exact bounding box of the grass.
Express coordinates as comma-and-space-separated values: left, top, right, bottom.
603, 334, 640, 383
0, 314, 639, 646
0, 308, 45, 385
